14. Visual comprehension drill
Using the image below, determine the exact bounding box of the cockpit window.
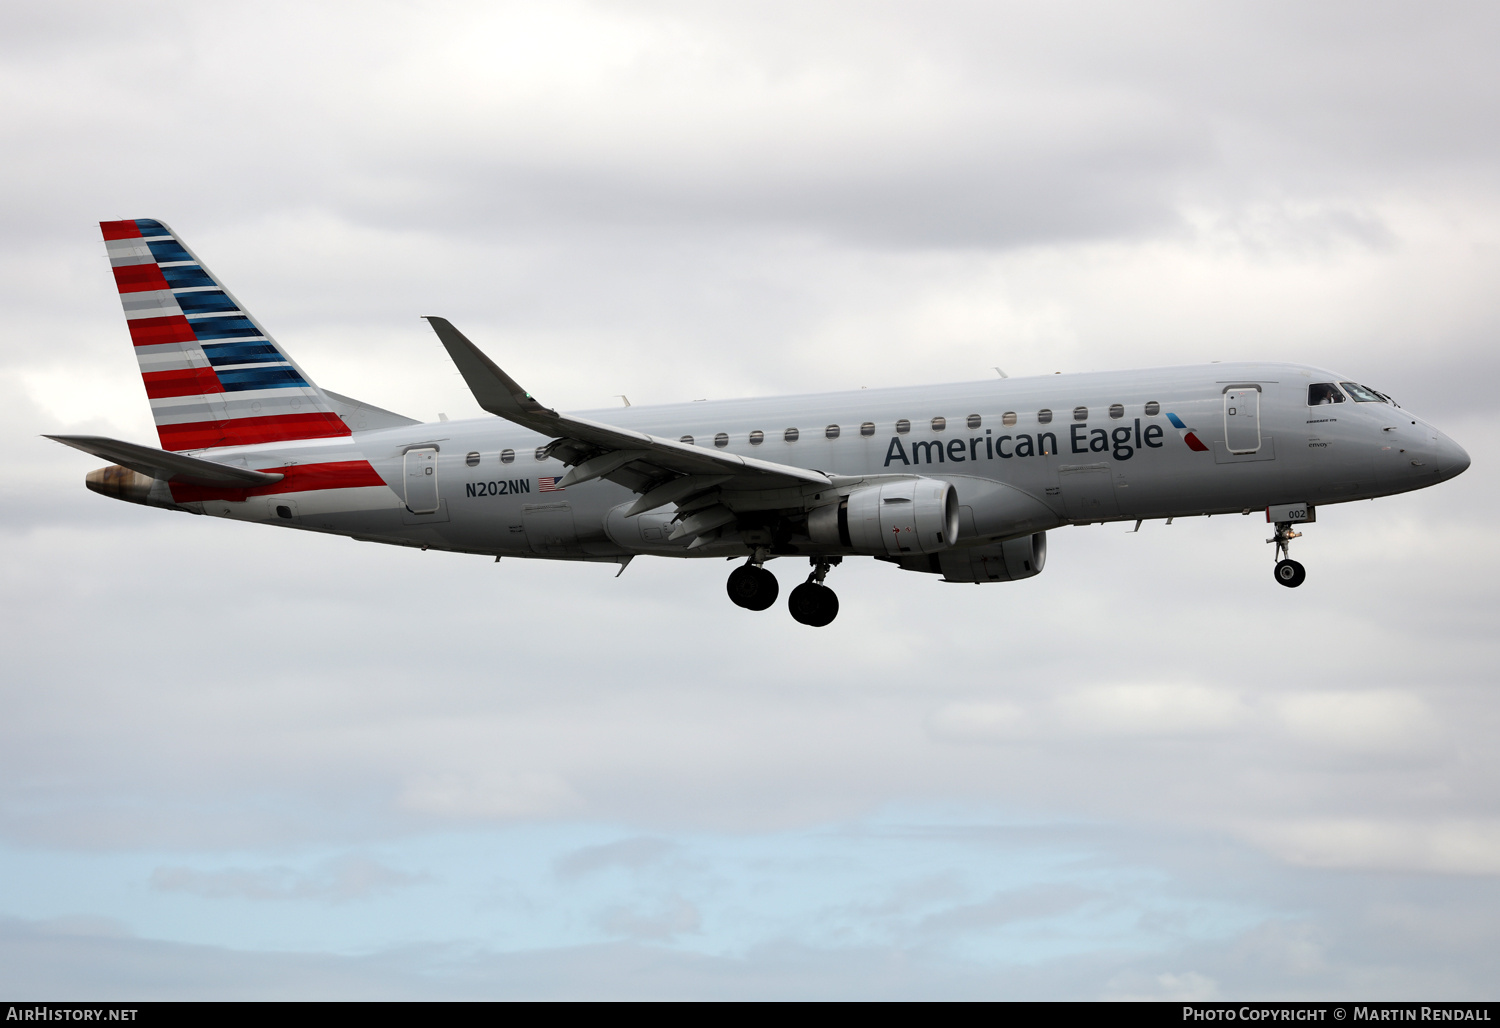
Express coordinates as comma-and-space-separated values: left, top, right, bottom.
1308, 383, 1345, 405
1340, 382, 1389, 403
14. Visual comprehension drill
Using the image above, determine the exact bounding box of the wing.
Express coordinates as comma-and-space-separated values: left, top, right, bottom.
424, 317, 835, 546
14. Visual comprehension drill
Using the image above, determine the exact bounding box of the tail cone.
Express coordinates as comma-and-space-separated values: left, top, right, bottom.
86, 464, 154, 505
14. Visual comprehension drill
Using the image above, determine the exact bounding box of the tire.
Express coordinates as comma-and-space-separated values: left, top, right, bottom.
788, 582, 839, 627
1274, 559, 1306, 588
727, 565, 779, 610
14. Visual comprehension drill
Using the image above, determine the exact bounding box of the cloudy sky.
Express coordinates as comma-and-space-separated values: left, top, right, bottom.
3, 0, 1499, 999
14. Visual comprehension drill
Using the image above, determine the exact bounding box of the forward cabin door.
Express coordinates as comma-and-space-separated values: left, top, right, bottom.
403, 447, 439, 514
1224, 387, 1261, 454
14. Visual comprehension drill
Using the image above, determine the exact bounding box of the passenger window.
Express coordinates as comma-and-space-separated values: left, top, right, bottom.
714, 432, 729, 447
825, 424, 840, 439
931, 417, 946, 431
500, 448, 515, 464
679, 435, 694, 445
1144, 401, 1160, 416
1002, 412, 1017, 426
534, 446, 548, 461
895, 419, 911, 434
1339, 382, 1384, 403
748, 430, 764, 445
859, 422, 875, 437
784, 427, 799, 442
1037, 409, 1053, 424
966, 414, 981, 429
1073, 406, 1088, 421
1109, 404, 1124, 419
465, 451, 481, 467
1309, 383, 1346, 405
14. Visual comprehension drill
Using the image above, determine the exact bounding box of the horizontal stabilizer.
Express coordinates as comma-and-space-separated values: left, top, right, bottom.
45, 434, 284, 487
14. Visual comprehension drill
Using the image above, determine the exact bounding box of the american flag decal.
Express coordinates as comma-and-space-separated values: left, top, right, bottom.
538, 476, 565, 492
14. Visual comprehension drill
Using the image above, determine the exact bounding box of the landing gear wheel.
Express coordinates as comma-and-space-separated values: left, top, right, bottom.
788, 582, 839, 627
727, 565, 779, 610
1274, 559, 1306, 588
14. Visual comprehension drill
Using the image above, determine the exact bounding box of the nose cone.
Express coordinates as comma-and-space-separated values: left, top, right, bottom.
1437, 433, 1470, 480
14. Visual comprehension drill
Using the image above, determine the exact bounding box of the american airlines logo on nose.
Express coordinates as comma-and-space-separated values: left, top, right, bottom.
1166, 412, 1210, 452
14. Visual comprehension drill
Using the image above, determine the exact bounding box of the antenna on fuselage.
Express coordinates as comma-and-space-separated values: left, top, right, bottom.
993, 367, 1009, 379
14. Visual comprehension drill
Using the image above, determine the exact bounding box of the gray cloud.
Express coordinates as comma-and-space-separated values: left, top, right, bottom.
598, 897, 702, 942
555, 837, 677, 879
916, 883, 1097, 935
149, 856, 426, 904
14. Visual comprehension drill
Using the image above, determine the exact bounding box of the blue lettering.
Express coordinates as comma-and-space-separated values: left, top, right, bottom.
1038, 432, 1057, 456
997, 435, 1013, 458
1070, 424, 1088, 454
1112, 426, 1133, 460
1089, 428, 1108, 453
884, 437, 910, 466
1144, 424, 1164, 448
911, 440, 944, 464
1015, 434, 1035, 458
947, 439, 967, 462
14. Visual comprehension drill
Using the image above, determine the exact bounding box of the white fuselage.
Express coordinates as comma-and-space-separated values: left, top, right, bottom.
151, 361, 1469, 564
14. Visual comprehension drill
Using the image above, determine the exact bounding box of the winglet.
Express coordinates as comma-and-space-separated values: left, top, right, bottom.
423, 317, 557, 423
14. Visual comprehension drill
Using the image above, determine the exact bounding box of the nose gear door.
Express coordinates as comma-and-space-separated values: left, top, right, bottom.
1224, 387, 1261, 454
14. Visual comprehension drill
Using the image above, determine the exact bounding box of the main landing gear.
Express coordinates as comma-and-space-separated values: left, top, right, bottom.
788, 558, 840, 627
1269, 521, 1307, 588
726, 553, 841, 626
726, 559, 779, 611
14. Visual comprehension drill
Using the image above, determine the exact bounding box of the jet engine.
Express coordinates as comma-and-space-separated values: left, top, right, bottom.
807, 477, 959, 556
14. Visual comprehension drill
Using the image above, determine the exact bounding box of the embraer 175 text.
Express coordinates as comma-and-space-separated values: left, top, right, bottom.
50, 219, 1471, 627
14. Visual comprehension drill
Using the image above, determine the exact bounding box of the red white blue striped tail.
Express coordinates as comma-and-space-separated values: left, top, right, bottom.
101, 218, 351, 452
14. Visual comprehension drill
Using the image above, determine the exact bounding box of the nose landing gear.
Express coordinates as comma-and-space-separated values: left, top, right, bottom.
727, 550, 779, 611
1269, 521, 1306, 588
788, 557, 840, 627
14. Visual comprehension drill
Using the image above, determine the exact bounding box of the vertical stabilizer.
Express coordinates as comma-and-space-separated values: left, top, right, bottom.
100, 218, 351, 451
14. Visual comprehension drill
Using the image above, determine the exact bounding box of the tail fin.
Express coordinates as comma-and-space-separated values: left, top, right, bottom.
100, 218, 351, 451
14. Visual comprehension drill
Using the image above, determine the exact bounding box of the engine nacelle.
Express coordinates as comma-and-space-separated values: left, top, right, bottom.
888, 532, 1048, 583
808, 477, 959, 556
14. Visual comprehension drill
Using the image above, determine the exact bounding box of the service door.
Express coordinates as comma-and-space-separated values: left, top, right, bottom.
1058, 463, 1121, 522
1224, 388, 1261, 454
523, 502, 578, 554
403, 447, 440, 514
